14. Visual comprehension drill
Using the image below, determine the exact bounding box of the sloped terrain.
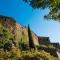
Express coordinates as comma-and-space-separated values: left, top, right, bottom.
0, 15, 39, 47
0, 16, 59, 60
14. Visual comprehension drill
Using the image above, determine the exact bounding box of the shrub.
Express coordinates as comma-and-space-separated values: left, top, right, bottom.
4, 42, 12, 51
10, 46, 20, 58
19, 49, 59, 60
0, 48, 59, 60
0, 27, 13, 48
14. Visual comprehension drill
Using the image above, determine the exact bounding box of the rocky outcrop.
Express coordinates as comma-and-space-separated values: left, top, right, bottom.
0, 15, 39, 47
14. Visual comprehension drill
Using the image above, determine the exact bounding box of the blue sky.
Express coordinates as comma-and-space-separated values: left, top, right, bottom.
0, 0, 60, 43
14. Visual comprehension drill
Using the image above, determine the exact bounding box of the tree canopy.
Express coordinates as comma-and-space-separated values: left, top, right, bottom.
23, 0, 60, 21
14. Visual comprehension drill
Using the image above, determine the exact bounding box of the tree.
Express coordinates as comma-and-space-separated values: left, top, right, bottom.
23, 0, 60, 21
0, 27, 13, 48
28, 24, 35, 49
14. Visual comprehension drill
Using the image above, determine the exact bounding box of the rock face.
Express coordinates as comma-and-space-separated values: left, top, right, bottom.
0, 16, 39, 47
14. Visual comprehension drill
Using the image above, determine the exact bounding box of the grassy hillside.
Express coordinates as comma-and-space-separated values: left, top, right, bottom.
0, 16, 60, 60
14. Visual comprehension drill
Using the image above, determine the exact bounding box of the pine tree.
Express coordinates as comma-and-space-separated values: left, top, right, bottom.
23, 0, 60, 20
28, 24, 35, 49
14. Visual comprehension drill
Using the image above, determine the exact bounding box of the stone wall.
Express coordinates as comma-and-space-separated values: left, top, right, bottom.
38, 36, 50, 44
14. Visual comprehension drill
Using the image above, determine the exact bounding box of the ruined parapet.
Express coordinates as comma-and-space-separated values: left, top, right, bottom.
38, 36, 50, 45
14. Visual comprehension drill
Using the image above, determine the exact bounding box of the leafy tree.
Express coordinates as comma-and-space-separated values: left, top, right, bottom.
28, 24, 35, 49
0, 27, 13, 48
23, 0, 60, 20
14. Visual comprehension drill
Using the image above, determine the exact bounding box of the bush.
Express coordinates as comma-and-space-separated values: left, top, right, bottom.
0, 27, 13, 48
19, 42, 29, 51
19, 50, 59, 60
0, 48, 59, 60
4, 42, 12, 51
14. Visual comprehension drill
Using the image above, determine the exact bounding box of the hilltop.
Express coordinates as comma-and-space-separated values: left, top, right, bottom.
0, 15, 60, 60
0, 15, 39, 47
